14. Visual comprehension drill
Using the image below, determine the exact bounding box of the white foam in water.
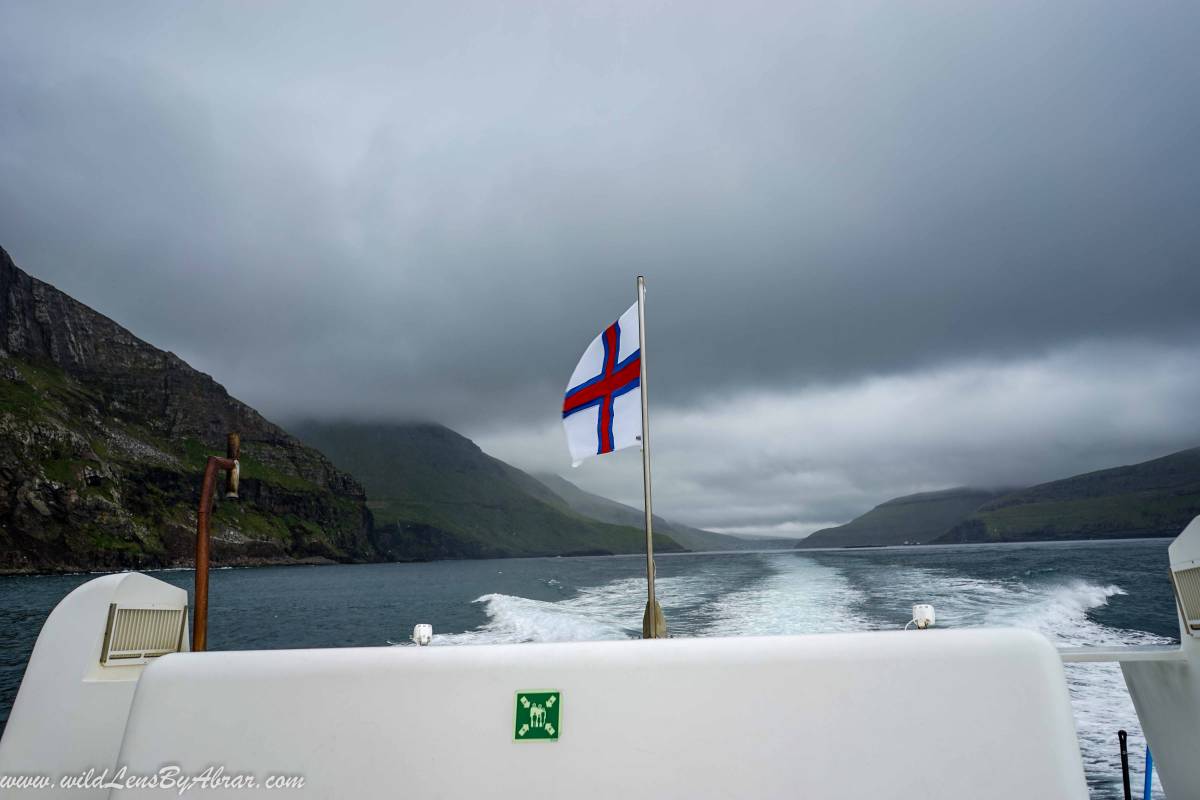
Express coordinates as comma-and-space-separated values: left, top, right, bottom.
699, 554, 871, 636
431, 553, 1168, 798
433, 573, 714, 645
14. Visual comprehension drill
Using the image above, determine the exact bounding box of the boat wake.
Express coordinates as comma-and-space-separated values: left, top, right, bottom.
432, 573, 715, 645
698, 555, 871, 635
427, 553, 1166, 798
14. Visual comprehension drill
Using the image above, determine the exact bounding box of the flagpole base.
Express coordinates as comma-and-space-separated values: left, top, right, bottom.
642, 599, 667, 639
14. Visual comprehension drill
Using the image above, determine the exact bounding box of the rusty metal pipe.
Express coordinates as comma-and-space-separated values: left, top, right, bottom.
193, 433, 240, 652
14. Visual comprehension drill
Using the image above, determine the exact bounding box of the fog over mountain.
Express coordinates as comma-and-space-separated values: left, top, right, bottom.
2, 2, 1198, 535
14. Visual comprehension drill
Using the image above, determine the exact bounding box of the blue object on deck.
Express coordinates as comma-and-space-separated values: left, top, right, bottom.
1143, 748, 1153, 800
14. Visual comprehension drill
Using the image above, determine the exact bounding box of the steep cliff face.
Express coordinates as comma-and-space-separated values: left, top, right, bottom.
0, 246, 375, 573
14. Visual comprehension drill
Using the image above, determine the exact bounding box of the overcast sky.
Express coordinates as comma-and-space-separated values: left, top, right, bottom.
2, 2, 1199, 535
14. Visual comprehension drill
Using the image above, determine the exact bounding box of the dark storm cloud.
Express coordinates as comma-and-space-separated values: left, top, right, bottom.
2, 2, 1199, 532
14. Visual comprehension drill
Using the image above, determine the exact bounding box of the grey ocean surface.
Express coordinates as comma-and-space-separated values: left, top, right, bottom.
0, 539, 1177, 799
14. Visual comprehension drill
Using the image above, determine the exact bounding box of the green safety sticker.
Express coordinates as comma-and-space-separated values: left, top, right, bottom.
514, 691, 561, 742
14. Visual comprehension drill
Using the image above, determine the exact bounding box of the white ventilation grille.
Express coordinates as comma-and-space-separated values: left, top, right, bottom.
101, 604, 186, 665
1172, 567, 1200, 633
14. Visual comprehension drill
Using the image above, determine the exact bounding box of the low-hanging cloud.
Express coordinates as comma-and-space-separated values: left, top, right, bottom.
475, 340, 1200, 535
1, 2, 1198, 533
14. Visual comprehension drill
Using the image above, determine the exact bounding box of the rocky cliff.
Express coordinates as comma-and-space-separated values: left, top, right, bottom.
0, 246, 375, 573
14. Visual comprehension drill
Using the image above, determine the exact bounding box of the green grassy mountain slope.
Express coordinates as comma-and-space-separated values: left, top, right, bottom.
797, 488, 1007, 549
0, 247, 374, 573
937, 447, 1200, 543
293, 422, 684, 560
534, 472, 788, 551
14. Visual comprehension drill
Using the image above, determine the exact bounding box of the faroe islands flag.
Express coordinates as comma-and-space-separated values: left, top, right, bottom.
562, 302, 641, 466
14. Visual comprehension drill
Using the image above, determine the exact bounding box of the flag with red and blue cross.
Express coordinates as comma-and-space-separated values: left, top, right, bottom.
562, 302, 642, 465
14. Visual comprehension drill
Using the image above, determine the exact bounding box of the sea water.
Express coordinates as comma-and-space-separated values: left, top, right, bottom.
0, 539, 1176, 798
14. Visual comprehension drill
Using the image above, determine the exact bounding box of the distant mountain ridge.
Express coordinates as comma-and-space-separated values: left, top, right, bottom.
293, 421, 685, 560
534, 472, 787, 551
798, 446, 1200, 549
937, 446, 1200, 544
797, 488, 1009, 549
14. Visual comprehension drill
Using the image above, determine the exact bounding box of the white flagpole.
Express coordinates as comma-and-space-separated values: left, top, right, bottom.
637, 275, 664, 638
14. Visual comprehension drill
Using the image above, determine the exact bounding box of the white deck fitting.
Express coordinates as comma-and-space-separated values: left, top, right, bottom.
0, 573, 188, 799
1058, 645, 1185, 663
1118, 515, 1200, 799
112, 628, 1087, 799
